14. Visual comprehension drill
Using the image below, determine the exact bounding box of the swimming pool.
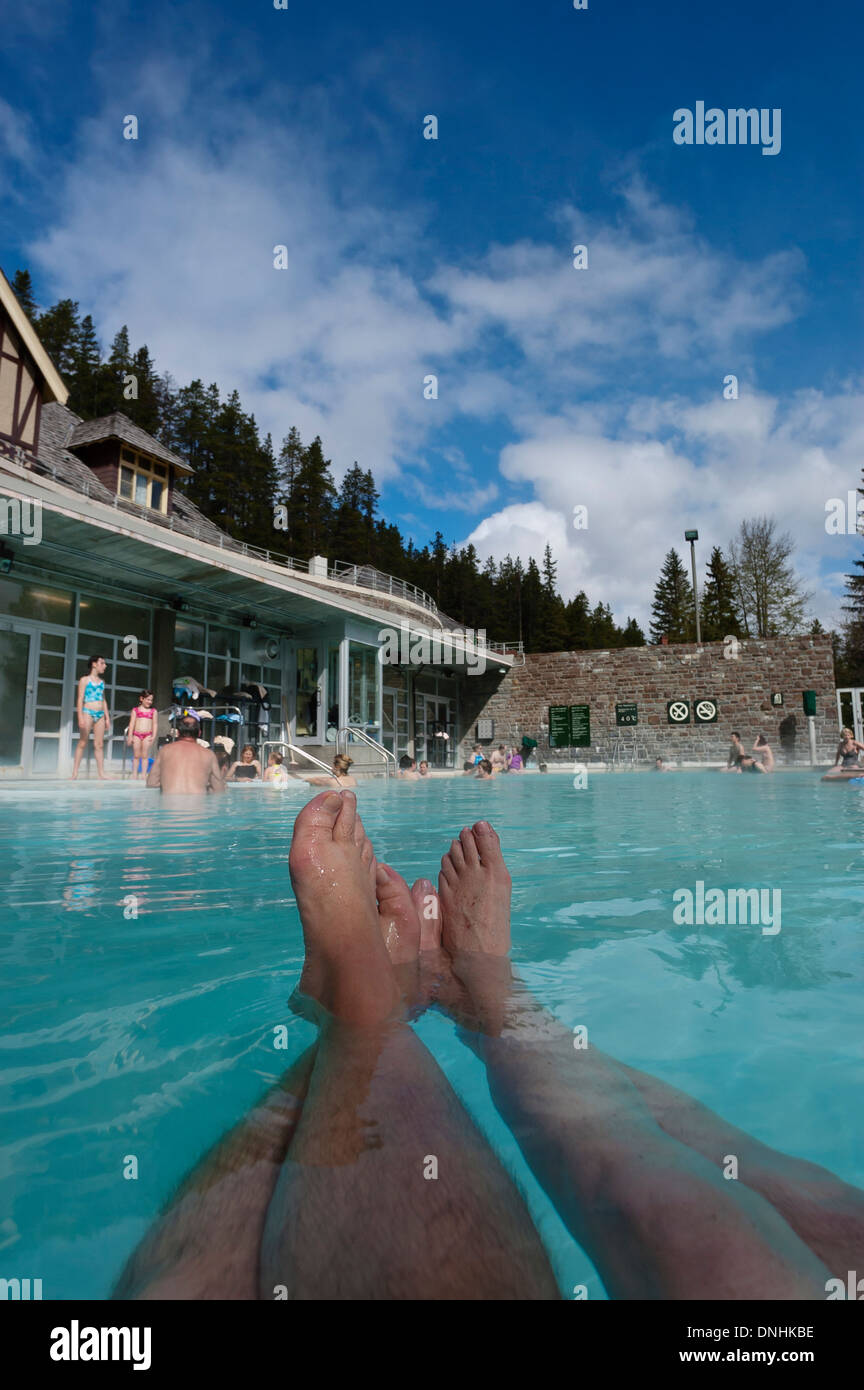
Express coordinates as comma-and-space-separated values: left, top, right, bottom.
1, 771, 861, 1299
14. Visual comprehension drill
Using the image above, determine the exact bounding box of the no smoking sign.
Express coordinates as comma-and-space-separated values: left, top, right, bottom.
667, 700, 690, 724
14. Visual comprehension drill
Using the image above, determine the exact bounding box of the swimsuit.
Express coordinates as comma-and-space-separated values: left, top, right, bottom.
841, 749, 860, 768
235, 765, 257, 780
83, 677, 105, 721
132, 707, 155, 731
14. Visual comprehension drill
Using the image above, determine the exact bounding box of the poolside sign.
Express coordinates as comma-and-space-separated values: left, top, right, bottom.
616, 702, 638, 726
667, 700, 691, 724
694, 698, 719, 724
549, 704, 591, 748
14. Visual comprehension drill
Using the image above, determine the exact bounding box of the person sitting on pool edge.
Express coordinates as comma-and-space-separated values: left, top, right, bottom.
307, 754, 357, 788
114, 794, 864, 1302
507, 746, 523, 772
146, 715, 225, 794
722, 731, 745, 771
821, 727, 864, 780
229, 745, 262, 781
752, 734, 775, 772
490, 745, 509, 774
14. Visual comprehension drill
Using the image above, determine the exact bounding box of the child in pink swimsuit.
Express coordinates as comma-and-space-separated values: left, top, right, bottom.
127, 690, 157, 779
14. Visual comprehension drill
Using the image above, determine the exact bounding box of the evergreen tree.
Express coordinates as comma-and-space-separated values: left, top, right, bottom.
66, 314, 102, 418
290, 436, 336, 558
650, 549, 695, 644
10, 269, 37, 320
34, 298, 80, 379
700, 546, 742, 641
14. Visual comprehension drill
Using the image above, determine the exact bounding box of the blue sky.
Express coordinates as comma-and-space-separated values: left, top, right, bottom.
1, 0, 862, 629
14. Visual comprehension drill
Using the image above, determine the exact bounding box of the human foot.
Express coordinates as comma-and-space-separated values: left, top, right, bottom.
436, 822, 516, 1034
289, 791, 400, 1026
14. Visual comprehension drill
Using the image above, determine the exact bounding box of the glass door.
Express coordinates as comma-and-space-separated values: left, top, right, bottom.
0, 625, 32, 771
420, 694, 454, 768
0, 621, 69, 774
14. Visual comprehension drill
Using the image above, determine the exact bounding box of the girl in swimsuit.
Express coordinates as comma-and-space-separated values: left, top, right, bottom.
72, 655, 111, 780
228, 744, 261, 782
127, 690, 157, 780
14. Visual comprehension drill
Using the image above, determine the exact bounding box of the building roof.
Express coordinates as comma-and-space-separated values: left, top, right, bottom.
0, 267, 68, 405
37, 402, 225, 542
68, 412, 194, 475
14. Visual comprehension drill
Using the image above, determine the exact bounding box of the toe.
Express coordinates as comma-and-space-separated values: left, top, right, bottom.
459, 826, 480, 866
333, 790, 356, 842
448, 837, 466, 870
473, 820, 504, 866
376, 863, 421, 963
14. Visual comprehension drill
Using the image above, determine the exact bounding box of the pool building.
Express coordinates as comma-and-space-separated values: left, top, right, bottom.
0, 269, 523, 779
0, 268, 840, 778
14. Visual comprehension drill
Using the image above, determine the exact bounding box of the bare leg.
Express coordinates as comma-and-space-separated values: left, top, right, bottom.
614, 1060, 864, 1277
93, 717, 107, 778
71, 715, 92, 779
259, 791, 559, 1301
113, 1046, 317, 1300
430, 821, 832, 1301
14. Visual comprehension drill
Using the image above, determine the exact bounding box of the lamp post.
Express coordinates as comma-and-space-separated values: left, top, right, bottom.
684, 529, 701, 645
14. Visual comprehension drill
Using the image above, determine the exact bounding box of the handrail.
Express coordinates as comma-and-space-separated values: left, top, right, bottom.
336, 725, 397, 777
262, 741, 341, 780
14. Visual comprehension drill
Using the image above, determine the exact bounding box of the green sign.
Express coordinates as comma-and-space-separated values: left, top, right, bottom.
570, 704, 591, 748
667, 700, 691, 725
548, 705, 591, 748
693, 698, 719, 724
616, 702, 638, 726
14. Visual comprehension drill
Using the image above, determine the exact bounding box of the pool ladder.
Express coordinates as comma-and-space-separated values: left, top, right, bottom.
336, 726, 397, 777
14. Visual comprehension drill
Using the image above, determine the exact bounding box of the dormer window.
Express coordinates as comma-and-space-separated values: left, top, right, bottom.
118, 448, 169, 513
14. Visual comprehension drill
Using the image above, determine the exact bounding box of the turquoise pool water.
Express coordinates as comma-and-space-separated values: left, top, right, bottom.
1, 771, 862, 1299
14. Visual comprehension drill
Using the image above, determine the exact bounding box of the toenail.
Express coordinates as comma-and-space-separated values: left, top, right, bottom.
475, 821, 491, 831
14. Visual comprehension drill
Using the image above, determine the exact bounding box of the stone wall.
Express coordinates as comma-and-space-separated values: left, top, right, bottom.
457, 636, 838, 767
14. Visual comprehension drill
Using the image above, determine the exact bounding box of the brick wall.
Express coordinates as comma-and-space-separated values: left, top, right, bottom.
457, 636, 838, 766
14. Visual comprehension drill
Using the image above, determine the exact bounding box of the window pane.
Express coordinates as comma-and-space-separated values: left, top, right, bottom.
38, 652, 65, 680
115, 664, 151, 690
175, 620, 206, 652
134, 473, 148, 505
121, 449, 136, 464
208, 627, 239, 659
79, 594, 150, 640
119, 466, 134, 499
295, 648, 319, 737
150, 480, 164, 511
153, 462, 167, 478
35, 708, 62, 733
41, 633, 66, 654
348, 642, 379, 728
0, 576, 74, 625
32, 737, 60, 773
37, 679, 63, 706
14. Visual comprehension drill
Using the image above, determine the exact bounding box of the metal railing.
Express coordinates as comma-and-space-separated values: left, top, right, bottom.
260, 741, 340, 780
486, 640, 525, 663
336, 726, 397, 777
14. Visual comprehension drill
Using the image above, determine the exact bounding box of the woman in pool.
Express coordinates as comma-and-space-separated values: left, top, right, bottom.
71, 655, 111, 780
263, 751, 290, 787
228, 745, 261, 781
126, 690, 157, 780
307, 754, 357, 788
822, 727, 864, 780
474, 758, 493, 780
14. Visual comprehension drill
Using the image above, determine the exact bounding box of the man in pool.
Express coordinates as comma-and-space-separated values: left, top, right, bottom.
114, 792, 863, 1301
146, 715, 226, 795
